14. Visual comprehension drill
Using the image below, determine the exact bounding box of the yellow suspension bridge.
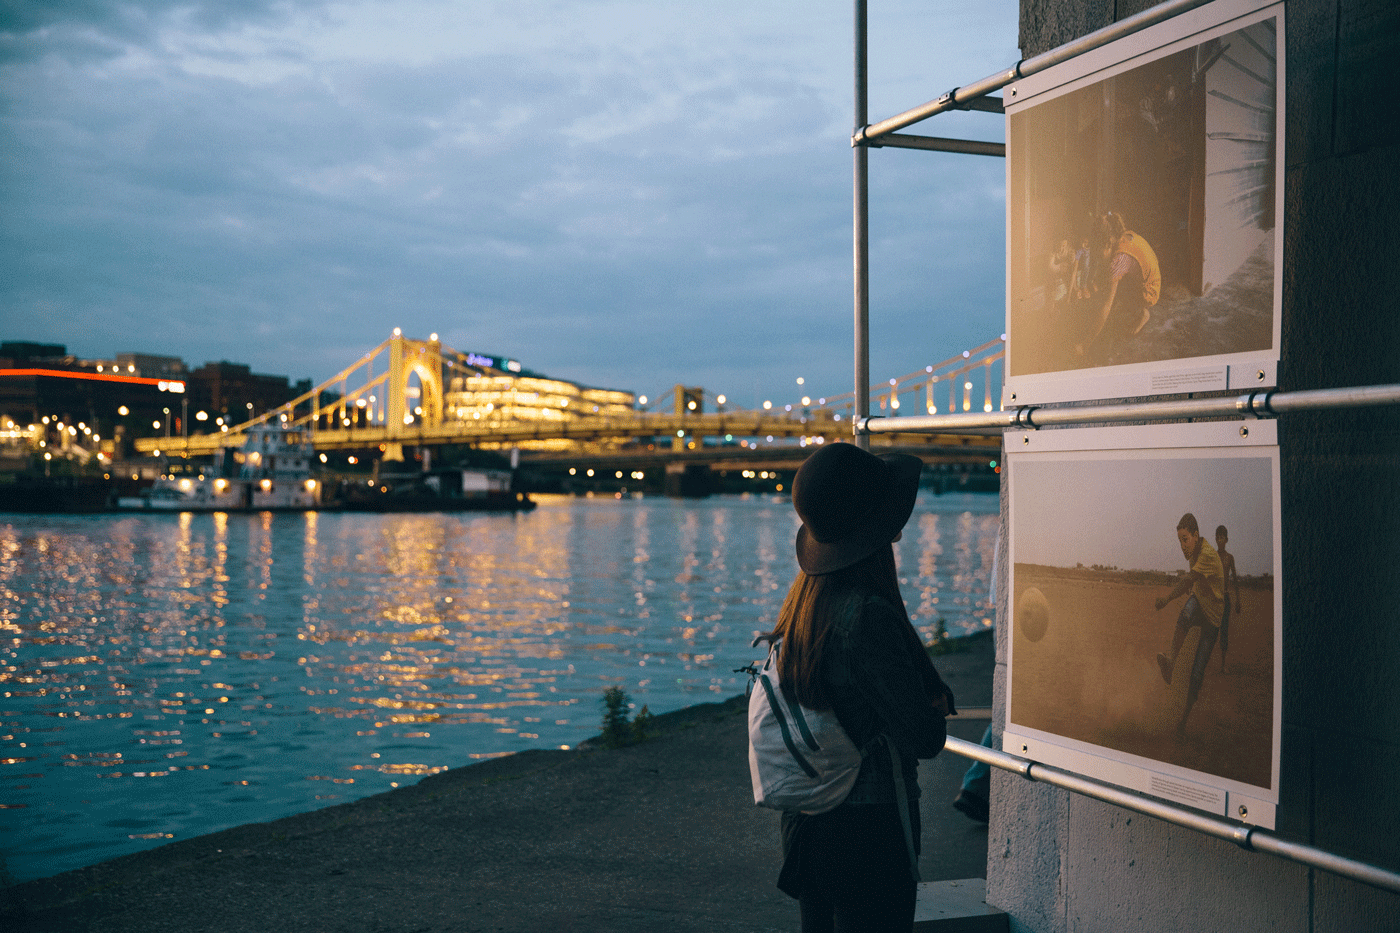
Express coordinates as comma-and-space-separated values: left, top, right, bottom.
134, 331, 1006, 465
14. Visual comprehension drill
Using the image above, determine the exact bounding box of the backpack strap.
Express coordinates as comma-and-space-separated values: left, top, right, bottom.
879, 736, 921, 884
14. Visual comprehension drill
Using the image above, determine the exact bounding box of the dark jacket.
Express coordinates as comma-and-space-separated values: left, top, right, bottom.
777, 591, 952, 896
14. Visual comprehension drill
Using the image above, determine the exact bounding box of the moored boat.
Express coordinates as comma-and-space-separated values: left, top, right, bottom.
119, 424, 321, 512
328, 466, 535, 512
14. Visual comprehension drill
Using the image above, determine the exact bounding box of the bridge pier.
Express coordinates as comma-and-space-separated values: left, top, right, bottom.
664, 462, 713, 498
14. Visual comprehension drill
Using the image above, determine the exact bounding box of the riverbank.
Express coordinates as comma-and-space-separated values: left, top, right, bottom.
3, 632, 995, 933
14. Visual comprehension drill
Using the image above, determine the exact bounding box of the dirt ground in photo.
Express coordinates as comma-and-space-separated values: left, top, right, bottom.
1009, 565, 1274, 789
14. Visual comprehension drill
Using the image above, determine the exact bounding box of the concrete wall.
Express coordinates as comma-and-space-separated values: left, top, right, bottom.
989, 1, 1400, 930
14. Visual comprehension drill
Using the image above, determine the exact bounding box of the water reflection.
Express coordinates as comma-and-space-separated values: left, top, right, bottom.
0, 491, 995, 880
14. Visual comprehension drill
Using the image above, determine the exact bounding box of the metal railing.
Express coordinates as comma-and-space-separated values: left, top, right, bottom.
855, 384, 1400, 437
944, 735, 1400, 895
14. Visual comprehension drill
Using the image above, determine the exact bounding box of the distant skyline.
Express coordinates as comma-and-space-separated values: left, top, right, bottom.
1012, 453, 1276, 577
2, 1, 1018, 410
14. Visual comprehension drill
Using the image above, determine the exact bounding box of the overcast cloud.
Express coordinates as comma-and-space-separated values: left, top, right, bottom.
2, 0, 1017, 407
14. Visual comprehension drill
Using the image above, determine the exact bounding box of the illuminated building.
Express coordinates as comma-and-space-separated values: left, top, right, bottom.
443, 370, 637, 451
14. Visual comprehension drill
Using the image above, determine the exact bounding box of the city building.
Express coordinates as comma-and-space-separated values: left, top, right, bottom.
0, 342, 307, 461
443, 370, 636, 451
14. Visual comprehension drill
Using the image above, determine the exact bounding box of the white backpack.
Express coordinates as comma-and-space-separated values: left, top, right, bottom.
746, 639, 864, 814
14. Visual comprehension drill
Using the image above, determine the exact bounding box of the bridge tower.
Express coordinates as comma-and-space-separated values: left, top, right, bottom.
667, 384, 711, 496
383, 331, 445, 461
672, 385, 703, 452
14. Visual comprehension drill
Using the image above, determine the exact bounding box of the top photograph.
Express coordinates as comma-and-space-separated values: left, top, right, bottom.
1003, 1, 1282, 405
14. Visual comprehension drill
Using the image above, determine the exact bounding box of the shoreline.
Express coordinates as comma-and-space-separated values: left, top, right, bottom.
4, 631, 995, 932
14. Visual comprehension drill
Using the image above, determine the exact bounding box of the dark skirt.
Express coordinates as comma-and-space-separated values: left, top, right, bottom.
777, 748, 921, 908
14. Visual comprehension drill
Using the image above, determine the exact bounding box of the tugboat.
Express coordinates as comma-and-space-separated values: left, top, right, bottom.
118, 424, 322, 512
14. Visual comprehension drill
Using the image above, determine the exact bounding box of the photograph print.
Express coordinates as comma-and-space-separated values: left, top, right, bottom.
1004, 1, 1282, 401
1007, 424, 1280, 805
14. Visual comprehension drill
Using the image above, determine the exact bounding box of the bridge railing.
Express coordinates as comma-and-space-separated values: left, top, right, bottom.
818, 336, 1006, 421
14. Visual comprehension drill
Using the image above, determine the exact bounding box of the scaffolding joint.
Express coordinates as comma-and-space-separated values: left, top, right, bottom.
852, 125, 871, 148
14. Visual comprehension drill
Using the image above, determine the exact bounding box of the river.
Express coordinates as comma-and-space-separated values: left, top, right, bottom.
0, 490, 997, 882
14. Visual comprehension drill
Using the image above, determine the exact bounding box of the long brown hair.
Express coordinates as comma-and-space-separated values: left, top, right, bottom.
759, 544, 909, 710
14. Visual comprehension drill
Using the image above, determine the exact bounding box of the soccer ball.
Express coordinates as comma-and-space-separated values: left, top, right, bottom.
1017, 587, 1050, 643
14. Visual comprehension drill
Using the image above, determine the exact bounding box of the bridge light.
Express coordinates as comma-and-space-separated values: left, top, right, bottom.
569, 468, 576, 475
393, 327, 402, 336
801, 397, 810, 406
763, 400, 772, 410
586, 469, 594, 477
677, 430, 685, 438
118, 406, 129, 416
430, 333, 438, 342
196, 411, 208, 421
687, 400, 696, 410
615, 471, 623, 479
638, 396, 647, 405
796, 377, 804, 385
784, 404, 792, 412
716, 395, 726, 405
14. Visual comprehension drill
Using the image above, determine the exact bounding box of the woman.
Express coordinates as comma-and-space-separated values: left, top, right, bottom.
760, 442, 955, 932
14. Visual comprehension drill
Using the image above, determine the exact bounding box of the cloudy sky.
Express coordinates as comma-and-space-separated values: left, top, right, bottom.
2, 0, 1018, 409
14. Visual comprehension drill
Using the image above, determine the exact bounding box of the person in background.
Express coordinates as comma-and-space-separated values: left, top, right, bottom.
953, 525, 998, 824
1215, 524, 1241, 673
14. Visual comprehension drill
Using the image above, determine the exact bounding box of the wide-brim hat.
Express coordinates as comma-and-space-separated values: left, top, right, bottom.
792, 442, 922, 575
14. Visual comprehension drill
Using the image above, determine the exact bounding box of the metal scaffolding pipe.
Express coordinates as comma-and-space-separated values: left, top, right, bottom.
855, 384, 1400, 436
943, 736, 1400, 895
853, 0, 870, 449
868, 133, 1005, 157
855, 0, 1218, 144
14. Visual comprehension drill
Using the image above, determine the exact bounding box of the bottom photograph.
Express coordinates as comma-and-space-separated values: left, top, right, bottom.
1005, 421, 1281, 825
